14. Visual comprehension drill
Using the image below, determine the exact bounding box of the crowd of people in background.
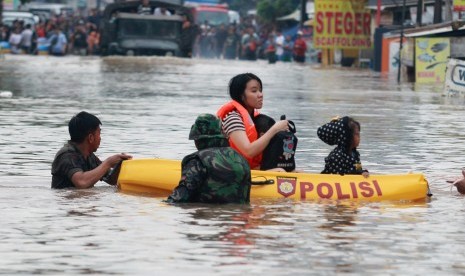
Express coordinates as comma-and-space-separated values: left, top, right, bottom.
0, 8, 102, 56
192, 18, 308, 63
0, 6, 310, 63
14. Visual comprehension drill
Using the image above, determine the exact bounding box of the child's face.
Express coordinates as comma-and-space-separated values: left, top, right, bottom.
351, 127, 360, 149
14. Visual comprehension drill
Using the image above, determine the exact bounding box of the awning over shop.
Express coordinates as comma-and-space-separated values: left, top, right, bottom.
366, 0, 436, 10
277, 2, 314, 21
304, 19, 313, 26
277, 9, 301, 21
405, 22, 465, 37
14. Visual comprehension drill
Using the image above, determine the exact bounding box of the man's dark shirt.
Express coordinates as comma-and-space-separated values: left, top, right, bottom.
51, 141, 101, 189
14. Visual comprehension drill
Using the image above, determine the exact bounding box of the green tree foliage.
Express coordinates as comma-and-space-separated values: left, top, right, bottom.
226, 0, 259, 16
257, 1, 275, 22
257, 0, 300, 23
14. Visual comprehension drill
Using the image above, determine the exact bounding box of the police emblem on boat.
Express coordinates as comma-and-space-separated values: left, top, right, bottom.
277, 177, 297, 197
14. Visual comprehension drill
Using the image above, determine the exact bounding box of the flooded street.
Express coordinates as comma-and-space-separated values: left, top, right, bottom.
1, 55, 465, 274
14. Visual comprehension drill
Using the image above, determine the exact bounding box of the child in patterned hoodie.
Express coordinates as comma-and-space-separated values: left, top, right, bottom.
317, 116, 369, 177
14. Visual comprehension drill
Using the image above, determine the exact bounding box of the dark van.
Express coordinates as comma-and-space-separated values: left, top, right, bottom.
100, 0, 187, 56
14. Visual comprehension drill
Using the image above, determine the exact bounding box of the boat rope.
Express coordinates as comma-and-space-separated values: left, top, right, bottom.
427, 183, 433, 197
251, 176, 275, 185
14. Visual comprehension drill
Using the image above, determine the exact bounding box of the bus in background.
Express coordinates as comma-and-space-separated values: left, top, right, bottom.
184, 0, 229, 27
23, 3, 74, 21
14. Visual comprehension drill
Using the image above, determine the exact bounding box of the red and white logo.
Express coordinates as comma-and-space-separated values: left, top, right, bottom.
277, 177, 296, 197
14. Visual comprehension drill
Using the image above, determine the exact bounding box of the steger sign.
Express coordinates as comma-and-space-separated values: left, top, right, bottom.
314, 0, 372, 50
315, 12, 371, 35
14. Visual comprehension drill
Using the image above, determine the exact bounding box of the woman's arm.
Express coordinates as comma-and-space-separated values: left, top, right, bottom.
229, 120, 289, 159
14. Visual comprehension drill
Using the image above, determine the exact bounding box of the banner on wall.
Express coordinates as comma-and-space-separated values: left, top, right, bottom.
454, 0, 465, 11
313, 0, 371, 49
444, 58, 465, 96
415, 38, 450, 83
3, 0, 14, 10
389, 41, 400, 72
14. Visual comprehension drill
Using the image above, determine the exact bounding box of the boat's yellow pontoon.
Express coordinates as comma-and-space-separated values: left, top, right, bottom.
117, 158, 430, 201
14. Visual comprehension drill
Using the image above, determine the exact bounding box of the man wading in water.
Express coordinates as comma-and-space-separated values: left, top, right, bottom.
51, 111, 132, 189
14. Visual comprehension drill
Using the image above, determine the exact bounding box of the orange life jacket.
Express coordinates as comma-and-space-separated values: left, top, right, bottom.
217, 100, 262, 169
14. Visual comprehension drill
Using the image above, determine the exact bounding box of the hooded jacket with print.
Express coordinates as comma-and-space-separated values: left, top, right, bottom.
317, 116, 367, 175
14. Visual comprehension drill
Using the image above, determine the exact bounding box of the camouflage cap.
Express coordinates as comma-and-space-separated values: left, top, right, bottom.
189, 114, 226, 140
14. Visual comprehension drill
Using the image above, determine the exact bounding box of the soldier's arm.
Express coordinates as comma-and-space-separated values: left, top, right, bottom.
167, 158, 205, 203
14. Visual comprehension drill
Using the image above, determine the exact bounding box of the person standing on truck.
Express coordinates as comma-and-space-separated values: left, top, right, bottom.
153, 7, 172, 16
137, 0, 152, 15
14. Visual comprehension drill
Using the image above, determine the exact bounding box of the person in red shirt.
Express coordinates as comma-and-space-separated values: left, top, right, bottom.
293, 31, 307, 63
264, 34, 277, 64
35, 22, 46, 38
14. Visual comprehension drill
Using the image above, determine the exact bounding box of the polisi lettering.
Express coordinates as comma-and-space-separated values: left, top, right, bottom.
317, 183, 333, 198
299, 180, 383, 199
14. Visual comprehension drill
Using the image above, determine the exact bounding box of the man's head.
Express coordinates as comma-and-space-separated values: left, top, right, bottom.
189, 114, 228, 150
68, 111, 102, 150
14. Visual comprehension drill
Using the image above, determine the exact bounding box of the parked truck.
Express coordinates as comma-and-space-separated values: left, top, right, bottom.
184, 0, 229, 27
100, 0, 188, 56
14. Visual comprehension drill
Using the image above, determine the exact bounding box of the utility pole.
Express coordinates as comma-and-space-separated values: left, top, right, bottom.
416, 0, 423, 26
397, 0, 407, 83
0, 0, 3, 24
433, 0, 442, 23
445, 0, 452, 21
376, 0, 381, 26
300, 0, 307, 28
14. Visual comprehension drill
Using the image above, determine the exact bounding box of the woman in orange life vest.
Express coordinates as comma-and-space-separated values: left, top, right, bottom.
217, 73, 289, 169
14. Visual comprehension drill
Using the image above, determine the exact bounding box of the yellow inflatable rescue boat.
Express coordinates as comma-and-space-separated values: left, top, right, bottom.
117, 158, 430, 201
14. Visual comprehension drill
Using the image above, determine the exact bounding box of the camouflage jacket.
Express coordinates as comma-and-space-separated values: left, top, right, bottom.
167, 147, 251, 204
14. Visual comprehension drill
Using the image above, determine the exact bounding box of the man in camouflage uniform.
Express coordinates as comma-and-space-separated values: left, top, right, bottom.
167, 114, 251, 204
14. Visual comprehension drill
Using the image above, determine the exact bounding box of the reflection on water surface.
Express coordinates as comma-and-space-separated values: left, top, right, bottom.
1, 55, 465, 274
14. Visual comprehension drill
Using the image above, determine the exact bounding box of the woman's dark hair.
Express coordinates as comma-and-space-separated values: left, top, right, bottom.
68, 111, 101, 143
228, 73, 262, 106
346, 117, 360, 152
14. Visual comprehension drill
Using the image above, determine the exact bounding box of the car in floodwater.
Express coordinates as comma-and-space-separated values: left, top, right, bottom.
2, 11, 39, 28
100, 0, 187, 57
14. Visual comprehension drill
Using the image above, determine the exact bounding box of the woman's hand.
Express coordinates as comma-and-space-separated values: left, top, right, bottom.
270, 120, 289, 135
